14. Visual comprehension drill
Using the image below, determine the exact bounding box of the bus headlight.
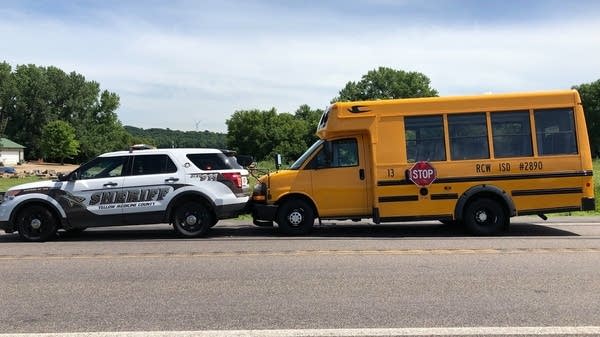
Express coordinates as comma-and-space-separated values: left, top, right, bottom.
252, 183, 267, 201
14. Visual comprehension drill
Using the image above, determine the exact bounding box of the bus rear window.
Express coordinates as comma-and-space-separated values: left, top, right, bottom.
535, 108, 578, 155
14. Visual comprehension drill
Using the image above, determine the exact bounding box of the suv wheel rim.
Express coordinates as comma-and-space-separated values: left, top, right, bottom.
185, 215, 198, 226
30, 218, 42, 230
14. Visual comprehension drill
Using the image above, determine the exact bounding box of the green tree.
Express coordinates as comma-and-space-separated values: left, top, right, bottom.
573, 80, 600, 156
0, 62, 130, 162
332, 66, 438, 102
40, 120, 79, 164
271, 113, 309, 162
295, 104, 323, 146
226, 105, 326, 162
226, 108, 279, 161
0, 62, 16, 136
9, 64, 53, 159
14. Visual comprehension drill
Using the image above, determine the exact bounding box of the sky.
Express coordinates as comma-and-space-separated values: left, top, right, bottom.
1, 0, 600, 132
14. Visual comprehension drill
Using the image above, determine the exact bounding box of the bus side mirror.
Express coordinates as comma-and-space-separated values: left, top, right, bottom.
274, 154, 282, 170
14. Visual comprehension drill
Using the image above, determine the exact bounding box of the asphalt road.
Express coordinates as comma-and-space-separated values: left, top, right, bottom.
1, 217, 599, 336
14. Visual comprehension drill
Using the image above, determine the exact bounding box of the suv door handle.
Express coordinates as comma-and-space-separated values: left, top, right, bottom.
359, 168, 365, 180
103, 182, 118, 187
165, 177, 179, 183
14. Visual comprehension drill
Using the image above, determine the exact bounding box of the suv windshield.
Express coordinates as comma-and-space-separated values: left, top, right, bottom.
289, 140, 323, 170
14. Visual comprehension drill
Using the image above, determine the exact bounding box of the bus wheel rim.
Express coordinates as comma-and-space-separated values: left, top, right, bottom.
288, 211, 303, 226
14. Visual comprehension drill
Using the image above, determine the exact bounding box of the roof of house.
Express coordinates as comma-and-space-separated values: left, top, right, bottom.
0, 138, 25, 149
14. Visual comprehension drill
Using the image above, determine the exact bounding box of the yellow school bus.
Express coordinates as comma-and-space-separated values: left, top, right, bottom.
251, 90, 595, 235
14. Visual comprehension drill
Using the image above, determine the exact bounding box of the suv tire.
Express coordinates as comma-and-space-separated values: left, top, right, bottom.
173, 201, 213, 238
16, 205, 57, 242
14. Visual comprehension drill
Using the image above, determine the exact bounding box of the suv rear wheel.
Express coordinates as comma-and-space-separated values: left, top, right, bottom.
173, 202, 214, 238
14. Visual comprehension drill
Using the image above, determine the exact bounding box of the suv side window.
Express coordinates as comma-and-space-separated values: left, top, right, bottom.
187, 153, 232, 171
131, 154, 177, 176
78, 156, 127, 180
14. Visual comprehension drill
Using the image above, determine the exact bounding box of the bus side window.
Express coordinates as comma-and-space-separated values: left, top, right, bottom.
309, 138, 358, 168
448, 113, 489, 160
534, 108, 578, 155
491, 111, 533, 158
404, 116, 446, 162
332, 139, 358, 167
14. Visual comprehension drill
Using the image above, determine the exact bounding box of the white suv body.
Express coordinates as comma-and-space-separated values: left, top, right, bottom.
0, 148, 250, 241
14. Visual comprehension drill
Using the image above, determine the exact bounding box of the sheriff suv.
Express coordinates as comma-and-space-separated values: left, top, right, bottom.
0, 148, 251, 241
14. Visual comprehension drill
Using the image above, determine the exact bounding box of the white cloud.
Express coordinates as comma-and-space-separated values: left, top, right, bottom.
1, 2, 600, 132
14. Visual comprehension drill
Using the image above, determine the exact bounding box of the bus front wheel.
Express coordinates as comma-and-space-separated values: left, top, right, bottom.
277, 199, 314, 235
463, 198, 508, 236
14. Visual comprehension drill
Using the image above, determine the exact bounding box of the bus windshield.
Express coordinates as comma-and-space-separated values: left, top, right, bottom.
289, 140, 323, 169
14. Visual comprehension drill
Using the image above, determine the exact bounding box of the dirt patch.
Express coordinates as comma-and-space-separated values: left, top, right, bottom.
14, 162, 79, 176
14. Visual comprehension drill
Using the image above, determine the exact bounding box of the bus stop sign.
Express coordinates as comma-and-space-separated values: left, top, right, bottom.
409, 161, 437, 187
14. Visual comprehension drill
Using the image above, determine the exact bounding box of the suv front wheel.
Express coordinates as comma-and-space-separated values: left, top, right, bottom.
16, 204, 58, 242
173, 202, 214, 238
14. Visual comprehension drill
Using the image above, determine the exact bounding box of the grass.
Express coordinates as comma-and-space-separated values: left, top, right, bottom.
0, 176, 45, 192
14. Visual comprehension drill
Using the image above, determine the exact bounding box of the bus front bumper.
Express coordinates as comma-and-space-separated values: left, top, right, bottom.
252, 203, 278, 222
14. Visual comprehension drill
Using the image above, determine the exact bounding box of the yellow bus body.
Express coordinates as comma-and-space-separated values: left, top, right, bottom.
251, 90, 594, 235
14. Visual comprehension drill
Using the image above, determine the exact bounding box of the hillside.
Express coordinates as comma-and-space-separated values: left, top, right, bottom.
125, 126, 227, 149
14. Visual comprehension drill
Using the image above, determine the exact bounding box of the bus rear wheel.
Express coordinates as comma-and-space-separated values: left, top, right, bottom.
277, 199, 314, 235
463, 198, 508, 236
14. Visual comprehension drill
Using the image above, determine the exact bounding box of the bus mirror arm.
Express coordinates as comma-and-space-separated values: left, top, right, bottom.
274, 154, 282, 170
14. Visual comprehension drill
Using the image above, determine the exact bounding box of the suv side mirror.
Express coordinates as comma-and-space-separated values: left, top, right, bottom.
274, 154, 282, 170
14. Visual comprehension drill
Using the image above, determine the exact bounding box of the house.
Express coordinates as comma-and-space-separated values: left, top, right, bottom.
0, 138, 25, 166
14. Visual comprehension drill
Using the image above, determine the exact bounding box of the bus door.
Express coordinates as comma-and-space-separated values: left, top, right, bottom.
307, 136, 370, 217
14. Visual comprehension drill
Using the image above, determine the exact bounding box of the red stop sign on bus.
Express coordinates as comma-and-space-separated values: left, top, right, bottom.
409, 161, 437, 187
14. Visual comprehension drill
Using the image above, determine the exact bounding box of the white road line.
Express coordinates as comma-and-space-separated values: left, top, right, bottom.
3, 326, 600, 337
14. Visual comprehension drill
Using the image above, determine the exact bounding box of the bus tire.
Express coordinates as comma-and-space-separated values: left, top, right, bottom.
16, 204, 58, 242
463, 198, 507, 236
277, 199, 314, 235
173, 201, 213, 238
